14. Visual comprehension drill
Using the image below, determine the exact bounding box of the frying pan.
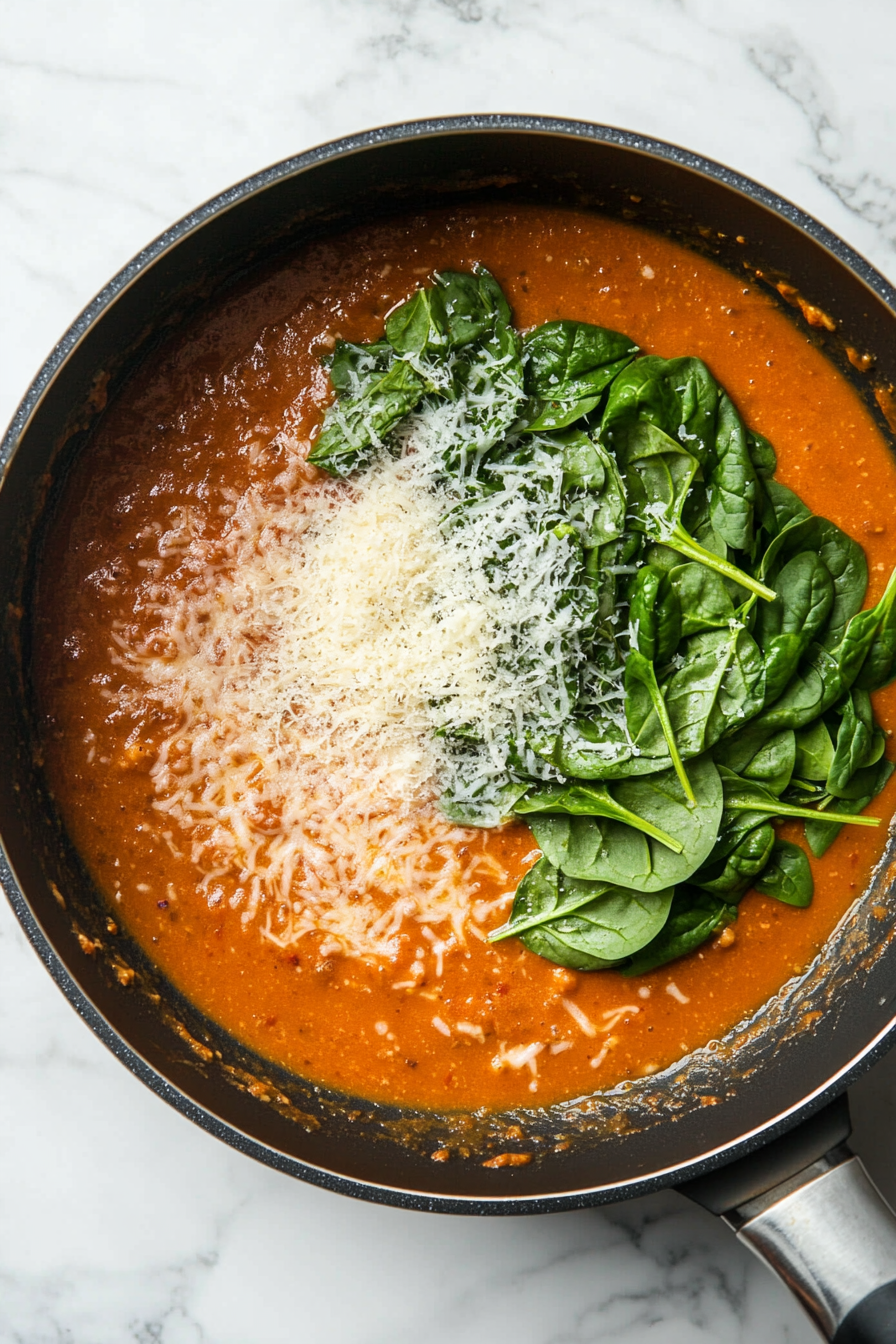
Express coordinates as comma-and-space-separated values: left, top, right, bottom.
3, 115, 896, 1341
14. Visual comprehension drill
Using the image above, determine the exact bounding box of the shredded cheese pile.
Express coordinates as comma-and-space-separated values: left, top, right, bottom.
115, 410, 598, 968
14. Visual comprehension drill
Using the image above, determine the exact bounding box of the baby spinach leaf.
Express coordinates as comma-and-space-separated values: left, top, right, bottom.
740, 729, 796, 796
628, 564, 681, 664
602, 355, 719, 467
491, 858, 675, 969
629, 626, 764, 762
385, 287, 449, 357
625, 650, 694, 801
529, 755, 722, 892
713, 720, 776, 775
435, 267, 512, 347
837, 567, 896, 691
559, 431, 605, 491
454, 318, 525, 458
804, 759, 894, 857
533, 716, 639, 781
794, 719, 835, 781
602, 355, 759, 550
755, 551, 835, 701
760, 516, 867, 652
327, 339, 392, 392
521, 321, 637, 432
826, 689, 884, 798
755, 644, 844, 732
765, 479, 813, 532
693, 820, 775, 897
709, 392, 759, 551
561, 433, 627, 546
624, 565, 692, 797
754, 839, 814, 907
747, 430, 777, 479
439, 778, 530, 828
617, 421, 774, 602
624, 888, 737, 975
669, 563, 735, 636
310, 343, 426, 476
514, 781, 682, 852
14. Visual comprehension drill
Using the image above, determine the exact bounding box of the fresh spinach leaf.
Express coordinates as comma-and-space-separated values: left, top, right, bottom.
754, 839, 814, 907
529, 755, 722, 892
629, 625, 764, 762
454, 318, 525, 460
765, 479, 813, 531
514, 780, 682, 852
837, 567, 896, 691
493, 858, 674, 970
439, 778, 531, 828
625, 650, 694, 801
804, 758, 894, 856
533, 716, 640, 781
760, 516, 867, 652
755, 644, 845, 732
625, 565, 692, 798
522, 321, 638, 432
826, 689, 885, 798
709, 392, 760, 551
740, 729, 796, 796
755, 551, 835, 705
624, 888, 737, 975
628, 564, 681, 664
693, 820, 775, 897
310, 343, 426, 476
385, 287, 449, 357
419, 267, 513, 348
793, 719, 835, 782
669, 563, 735, 636
615, 421, 774, 601
747, 431, 777, 479
561, 433, 628, 546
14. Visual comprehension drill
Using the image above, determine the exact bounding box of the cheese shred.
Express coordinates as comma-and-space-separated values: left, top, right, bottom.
112, 408, 598, 972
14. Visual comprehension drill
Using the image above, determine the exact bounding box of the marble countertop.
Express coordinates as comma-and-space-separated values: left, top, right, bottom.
3, 1, 896, 1338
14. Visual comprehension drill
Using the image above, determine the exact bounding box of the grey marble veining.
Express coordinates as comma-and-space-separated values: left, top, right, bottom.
2, 1, 896, 1339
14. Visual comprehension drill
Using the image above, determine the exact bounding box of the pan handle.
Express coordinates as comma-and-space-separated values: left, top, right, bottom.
735, 1154, 896, 1341
679, 1096, 896, 1341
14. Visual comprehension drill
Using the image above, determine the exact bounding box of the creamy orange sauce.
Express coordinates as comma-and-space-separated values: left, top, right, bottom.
34, 204, 896, 1110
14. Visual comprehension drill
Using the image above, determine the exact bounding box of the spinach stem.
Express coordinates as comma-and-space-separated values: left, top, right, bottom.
726, 800, 880, 826
488, 887, 607, 942
665, 526, 776, 602
605, 801, 684, 852
641, 668, 696, 804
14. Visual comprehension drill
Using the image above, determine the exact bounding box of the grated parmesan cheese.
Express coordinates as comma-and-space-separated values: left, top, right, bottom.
112, 396, 608, 975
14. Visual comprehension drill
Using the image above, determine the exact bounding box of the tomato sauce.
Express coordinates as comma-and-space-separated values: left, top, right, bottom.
33, 204, 896, 1111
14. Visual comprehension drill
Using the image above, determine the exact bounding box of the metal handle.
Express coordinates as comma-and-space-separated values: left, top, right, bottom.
736, 1155, 896, 1341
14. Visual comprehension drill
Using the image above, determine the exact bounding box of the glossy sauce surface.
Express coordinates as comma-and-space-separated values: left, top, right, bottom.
35, 204, 896, 1110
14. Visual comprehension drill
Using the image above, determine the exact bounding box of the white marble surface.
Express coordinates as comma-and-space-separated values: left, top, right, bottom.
3, 1, 896, 1338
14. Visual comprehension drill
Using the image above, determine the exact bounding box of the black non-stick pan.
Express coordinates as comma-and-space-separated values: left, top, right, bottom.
3, 116, 896, 1342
